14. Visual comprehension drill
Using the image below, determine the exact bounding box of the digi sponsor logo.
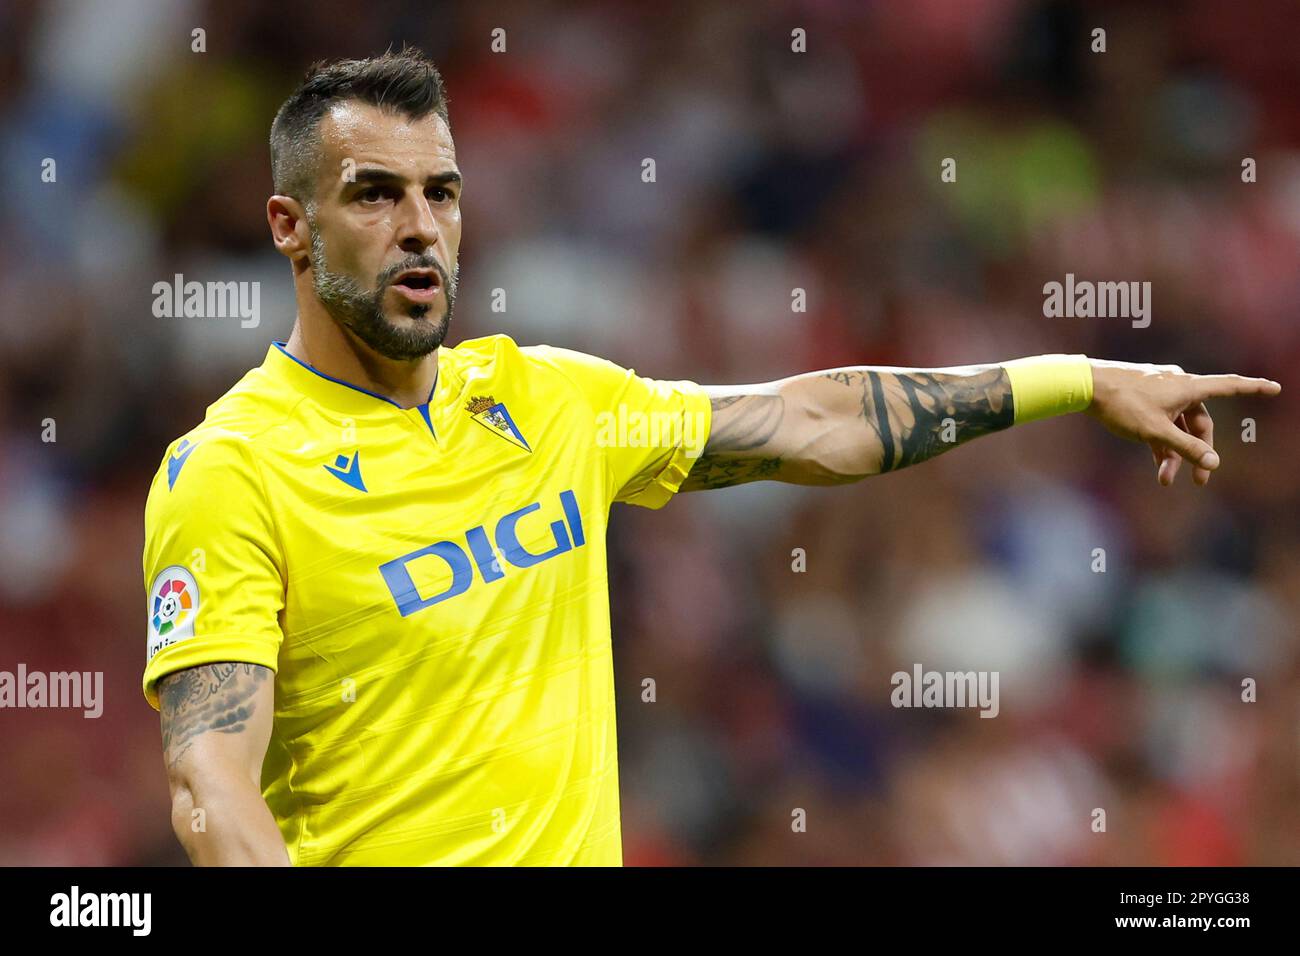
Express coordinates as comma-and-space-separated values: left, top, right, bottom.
380, 490, 585, 616
147, 565, 199, 660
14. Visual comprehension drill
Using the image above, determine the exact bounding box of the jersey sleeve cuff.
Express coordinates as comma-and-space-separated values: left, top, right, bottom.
616, 381, 712, 510
142, 637, 280, 711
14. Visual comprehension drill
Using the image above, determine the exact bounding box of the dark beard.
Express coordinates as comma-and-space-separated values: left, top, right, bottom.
309, 228, 457, 361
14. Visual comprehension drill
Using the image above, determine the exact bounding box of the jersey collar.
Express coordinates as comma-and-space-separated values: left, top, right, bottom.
264, 340, 459, 419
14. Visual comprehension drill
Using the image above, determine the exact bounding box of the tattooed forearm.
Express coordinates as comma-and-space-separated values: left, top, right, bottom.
852, 367, 1014, 472
159, 663, 271, 770
680, 365, 1014, 491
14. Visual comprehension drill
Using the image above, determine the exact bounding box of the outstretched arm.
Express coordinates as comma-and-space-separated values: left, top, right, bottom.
679, 358, 1280, 492
159, 662, 290, 866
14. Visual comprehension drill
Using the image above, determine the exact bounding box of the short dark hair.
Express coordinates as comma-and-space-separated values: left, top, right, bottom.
270, 47, 451, 203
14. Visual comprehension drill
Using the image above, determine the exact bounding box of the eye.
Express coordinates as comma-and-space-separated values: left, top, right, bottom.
428, 186, 453, 203
357, 186, 392, 204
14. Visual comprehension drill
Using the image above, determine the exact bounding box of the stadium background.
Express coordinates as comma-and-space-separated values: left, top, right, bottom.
0, 0, 1297, 865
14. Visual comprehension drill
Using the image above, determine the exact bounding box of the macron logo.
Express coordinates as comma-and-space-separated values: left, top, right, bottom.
324, 451, 367, 492
167, 439, 198, 490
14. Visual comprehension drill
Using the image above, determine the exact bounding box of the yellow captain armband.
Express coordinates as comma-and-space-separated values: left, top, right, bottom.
1001, 354, 1094, 424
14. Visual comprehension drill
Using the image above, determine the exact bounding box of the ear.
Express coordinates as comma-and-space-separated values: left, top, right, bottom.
267, 195, 311, 262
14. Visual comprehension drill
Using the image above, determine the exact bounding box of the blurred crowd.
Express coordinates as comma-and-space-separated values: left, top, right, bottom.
0, 0, 1296, 865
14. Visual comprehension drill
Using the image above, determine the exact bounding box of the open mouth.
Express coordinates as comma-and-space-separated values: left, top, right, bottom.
392, 269, 443, 299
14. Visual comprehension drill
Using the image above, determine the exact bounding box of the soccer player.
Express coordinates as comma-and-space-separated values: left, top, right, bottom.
142, 49, 1281, 866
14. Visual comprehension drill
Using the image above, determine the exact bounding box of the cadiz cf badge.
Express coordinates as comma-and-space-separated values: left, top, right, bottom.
465, 395, 531, 452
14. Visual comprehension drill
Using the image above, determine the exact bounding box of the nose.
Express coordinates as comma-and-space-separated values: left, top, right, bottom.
396, 190, 441, 255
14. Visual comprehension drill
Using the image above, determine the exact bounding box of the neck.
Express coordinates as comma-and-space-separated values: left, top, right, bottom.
284, 312, 440, 410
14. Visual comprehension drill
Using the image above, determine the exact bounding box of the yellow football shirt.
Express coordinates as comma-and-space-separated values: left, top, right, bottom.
141, 333, 711, 865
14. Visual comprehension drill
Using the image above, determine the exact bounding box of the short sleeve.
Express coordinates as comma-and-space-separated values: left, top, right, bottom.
141, 431, 286, 710
523, 345, 712, 509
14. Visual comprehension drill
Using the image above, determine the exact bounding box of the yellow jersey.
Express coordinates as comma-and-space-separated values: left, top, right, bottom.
141, 334, 711, 865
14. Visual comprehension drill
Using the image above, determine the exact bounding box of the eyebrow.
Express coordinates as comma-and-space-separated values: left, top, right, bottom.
348, 168, 462, 189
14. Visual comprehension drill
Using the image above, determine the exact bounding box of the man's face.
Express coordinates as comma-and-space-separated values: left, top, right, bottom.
306, 101, 462, 360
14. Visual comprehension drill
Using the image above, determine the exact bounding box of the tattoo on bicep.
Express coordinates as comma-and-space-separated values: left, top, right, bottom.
682, 452, 784, 490
707, 394, 783, 450
159, 663, 271, 770
680, 393, 786, 491
860, 367, 1013, 471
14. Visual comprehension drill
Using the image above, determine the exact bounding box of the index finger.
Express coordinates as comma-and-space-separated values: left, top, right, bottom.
1185, 374, 1282, 400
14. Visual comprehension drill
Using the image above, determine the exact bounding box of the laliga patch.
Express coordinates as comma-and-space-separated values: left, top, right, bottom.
148, 566, 199, 660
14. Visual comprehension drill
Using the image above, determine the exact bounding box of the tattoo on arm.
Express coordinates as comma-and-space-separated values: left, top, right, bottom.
680, 366, 1013, 491
159, 663, 271, 771
850, 366, 1013, 472
680, 392, 786, 491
